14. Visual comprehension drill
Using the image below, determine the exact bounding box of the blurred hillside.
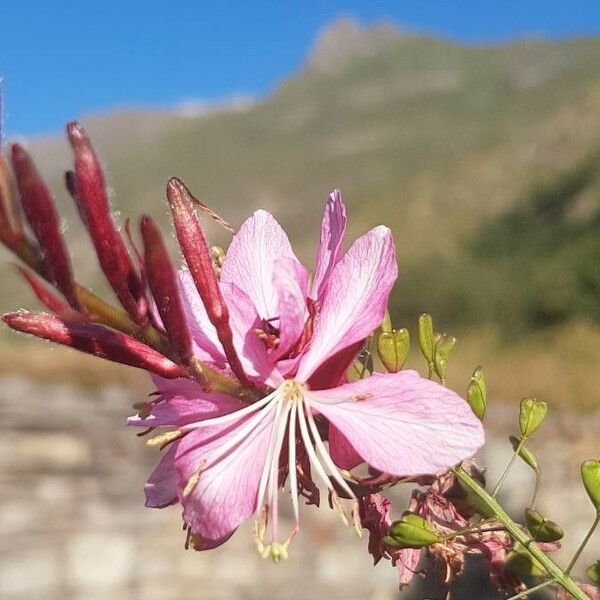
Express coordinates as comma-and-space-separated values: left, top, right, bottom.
1, 19, 599, 406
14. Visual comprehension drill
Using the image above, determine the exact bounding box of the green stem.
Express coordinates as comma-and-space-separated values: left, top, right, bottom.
452, 466, 590, 600
565, 513, 600, 575
530, 469, 541, 509
492, 436, 527, 498
442, 525, 506, 542
506, 578, 556, 599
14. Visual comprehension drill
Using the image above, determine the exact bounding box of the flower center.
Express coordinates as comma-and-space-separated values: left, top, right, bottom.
253, 380, 361, 562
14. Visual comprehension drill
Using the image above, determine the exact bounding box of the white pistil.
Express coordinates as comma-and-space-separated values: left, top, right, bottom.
255, 394, 284, 516
181, 389, 277, 431
304, 398, 356, 500
296, 396, 335, 494
287, 400, 300, 525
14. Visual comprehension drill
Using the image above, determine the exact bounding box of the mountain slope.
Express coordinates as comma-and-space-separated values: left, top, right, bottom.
2, 21, 599, 335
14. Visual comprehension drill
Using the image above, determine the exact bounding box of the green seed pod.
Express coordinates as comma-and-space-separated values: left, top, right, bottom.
467, 366, 487, 420
519, 398, 547, 438
524, 508, 564, 542
418, 313, 434, 364
381, 310, 393, 333
385, 512, 441, 549
581, 460, 600, 511
377, 328, 410, 373
506, 544, 546, 578
434, 334, 456, 382
586, 561, 600, 585
509, 436, 540, 471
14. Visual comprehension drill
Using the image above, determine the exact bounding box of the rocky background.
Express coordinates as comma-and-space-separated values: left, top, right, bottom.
0, 376, 597, 600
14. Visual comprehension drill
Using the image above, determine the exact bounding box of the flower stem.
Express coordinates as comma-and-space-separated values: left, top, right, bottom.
506, 579, 556, 599
491, 436, 527, 498
565, 513, 600, 576
452, 466, 590, 600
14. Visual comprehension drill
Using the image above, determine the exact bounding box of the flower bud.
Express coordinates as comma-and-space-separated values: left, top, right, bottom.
140, 215, 193, 363
377, 328, 410, 373
418, 313, 434, 364
166, 177, 250, 387
586, 561, 600, 585
384, 512, 441, 549
506, 544, 545, 578
467, 366, 487, 420
519, 398, 547, 438
3, 312, 186, 379
509, 436, 540, 471
581, 460, 600, 511
66, 122, 145, 324
11, 144, 81, 311
524, 508, 564, 542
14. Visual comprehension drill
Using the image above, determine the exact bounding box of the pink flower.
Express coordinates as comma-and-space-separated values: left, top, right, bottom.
130, 191, 484, 559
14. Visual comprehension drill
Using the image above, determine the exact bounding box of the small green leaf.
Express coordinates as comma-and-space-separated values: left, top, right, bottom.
467, 366, 487, 420
586, 560, 600, 585
509, 436, 540, 471
581, 460, 600, 511
418, 313, 434, 364
524, 508, 564, 542
377, 328, 410, 373
385, 512, 441, 549
519, 398, 547, 438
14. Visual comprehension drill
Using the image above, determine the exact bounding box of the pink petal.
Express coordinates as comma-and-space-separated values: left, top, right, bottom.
272, 257, 309, 360
175, 407, 277, 542
328, 423, 363, 470
222, 282, 281, 386
297, 226, 397, 380
307, 371, 484, 476
128, 375, 244, 428
311, 189, 347, 299
144, 445, 178, 508
179, 270, 226, 366
220, 210, 300, 320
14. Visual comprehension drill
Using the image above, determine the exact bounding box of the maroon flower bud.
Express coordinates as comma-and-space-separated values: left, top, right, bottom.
15, 265, 83, 321
140, 215, 193, 363
3, 312, 186, 379
66, 122, 146, 324
11, 144, 81, 310
0, 154, 23, 249
166, 177, 250, 386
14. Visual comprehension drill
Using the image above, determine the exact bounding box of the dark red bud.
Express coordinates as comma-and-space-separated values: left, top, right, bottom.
66, 122, 145, 323
15, 265, 83, 321
166, 178, 249, 386
3, 311, 186, 379
11, 144, 81, 310
140, 215, 193, 363
0, 154, 24, 249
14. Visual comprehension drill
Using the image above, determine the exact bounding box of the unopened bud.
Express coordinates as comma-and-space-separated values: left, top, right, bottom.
586, 561, 600, 585
467, 366, 487, 420
581, 460, 600, 511
377, 328, 410, 373
509, 436, 540, 471
524, 508, 564, 542
519, 398, 547, 438
384, 512, 441, 549
418, 313, 434, 364
506, 544, 545, 578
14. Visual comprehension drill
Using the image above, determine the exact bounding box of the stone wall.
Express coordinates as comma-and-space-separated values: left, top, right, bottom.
0, 377, 597, 600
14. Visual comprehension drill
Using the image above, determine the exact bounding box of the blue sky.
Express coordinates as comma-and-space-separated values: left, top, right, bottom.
1, 1, 599, 137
